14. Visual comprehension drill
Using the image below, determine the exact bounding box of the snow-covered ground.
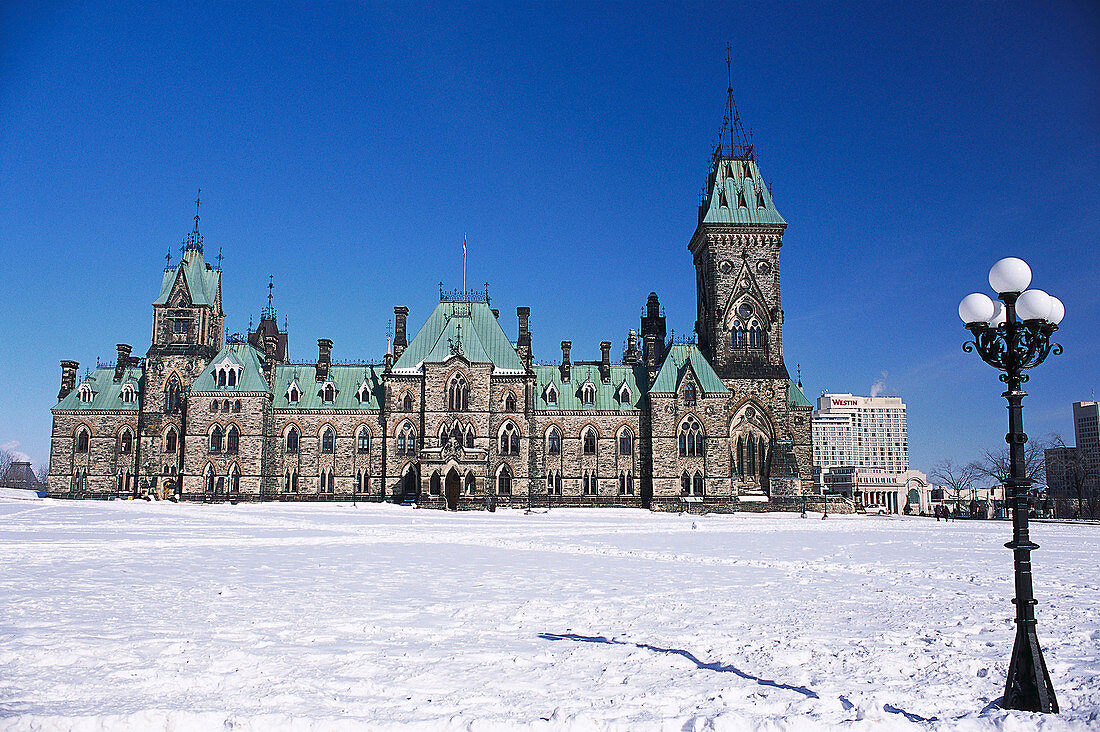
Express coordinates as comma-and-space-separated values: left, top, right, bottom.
0, 499, 1096, 731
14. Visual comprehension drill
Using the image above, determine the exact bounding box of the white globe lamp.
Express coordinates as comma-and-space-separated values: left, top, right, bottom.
988, 257, 1032, 295
1048, 296, 1065, 325
1016, 289, 1053, 321
959, 293, 995, 325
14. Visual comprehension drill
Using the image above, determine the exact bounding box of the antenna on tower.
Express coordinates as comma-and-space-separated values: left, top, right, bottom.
193, 189, 201, 233
717, 44, 754, 161
268, 275, 274, 308
216, 246, 223, 271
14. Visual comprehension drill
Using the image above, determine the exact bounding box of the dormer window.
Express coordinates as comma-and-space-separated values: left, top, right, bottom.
120, 384, 136, 403
286, 381, 301, 404
617, 385, 631, 406
581, 383, 596, 405
214, 359, 242, 389
322, 382, 336, 403
78, 384, 93, 403
356, 381, 372, 404
545, 383, 558, 406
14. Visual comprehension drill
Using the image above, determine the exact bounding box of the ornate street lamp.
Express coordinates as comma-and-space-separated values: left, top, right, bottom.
959, 256, 1063, 714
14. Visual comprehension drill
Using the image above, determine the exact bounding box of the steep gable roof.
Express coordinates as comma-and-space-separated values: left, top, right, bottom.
272, 364, 383, 410
54, 366, 144, 411
533, 364, 646, 411
153, 248, 221, 307
788, 380, 812, 409
650, 344, 728, 394
191, 342, 270, 392
393, 301, 524, 372
700, 158, 786, 226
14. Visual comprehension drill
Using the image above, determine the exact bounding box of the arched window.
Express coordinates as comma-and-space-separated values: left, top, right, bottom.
76, 428, 89, 453
165, 428, 177, 454
680, 471, 691, 496
748, 434, 757, 475
228, 369, 237, 387
78, 384, 93, 403
287, 384, 301, 403
233, 400, 241, 413
497, 465, 512, 495
439, 423, 451, 448
583, 428, 597, 455
683, 382, 697, 403
402, 392, 413, 411
326, 470, 336, 494
284, 470, 291, 492
119, 429, 133, 455
758, 438, 767, 478
464, 426, 474, 448
748, 321, 765, 350
736, 436, 745, 477
545, 383, 558, 406
209, 401, 218, 412
619, 472, 626, 495
430, 471, 441, 495
450, 423, 462, 448
678, 417, 704, 457
221, 399, 229, 411
166, 376, 182, 412
581, 383, 596, 405
120, 384, 135, 403
505, 392, 516, 412
217, 368, 226, 387
732, 320, 746, 348
357, 427, 370, 453
547, 471, 562, 496
321, 427, 335, 454
547, 427, 562, 455
583, 471, 597, 496
618, 385, 631, 405
618, 428, 633, 456
204, 464, 215, 493
226, 425, 240, 455
292, 471, 299, 492
448, 374, 469, 411
693, 471, 704, 496
286, 426, 299, 455
322, 383, 335, 403
209, 426, 223, 453
499, 422, 519, 455
397, 423, 417, 456
356, 382, 372, 403
465, 472, 475, 494
229, 464, 240, 494
626, 471, 634, 495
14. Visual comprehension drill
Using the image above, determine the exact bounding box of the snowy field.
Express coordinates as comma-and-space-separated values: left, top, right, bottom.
0, 498, 1097, 731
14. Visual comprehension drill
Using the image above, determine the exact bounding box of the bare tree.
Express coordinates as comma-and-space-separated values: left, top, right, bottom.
0, 448, 13, 484
930, 459, 979, 504
971, 436, 1049, 490
34, 462, 49, 486
1045, 433, 1092, 519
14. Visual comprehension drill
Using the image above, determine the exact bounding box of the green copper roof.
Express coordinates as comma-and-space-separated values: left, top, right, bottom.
650, 344, 729, 394
788, 380, 812, 408
191, 342, 271, 392
153, 248, 222, 307
700, 158, 786, 226
55, 366, 143, 411
272, 364, 384, 410
394, 301, 525, 372
533, 364, 647, 411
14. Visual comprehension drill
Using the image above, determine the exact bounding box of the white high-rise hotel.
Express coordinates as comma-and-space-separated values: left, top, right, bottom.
812, 394, 908, 478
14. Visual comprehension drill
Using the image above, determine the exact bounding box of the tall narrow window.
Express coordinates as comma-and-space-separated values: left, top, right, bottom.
618, 429, 633, 456
204, 465, 215, 493
166, 377, 182, 412
230, 465, 240, 493
545, 383, 558, 406
322, 428, 335, 454
758, 438, 767, 479
499, 422, 519, 455
357, 428, 370, 453
626, 471, 633, 495
680, 471, 691, 496
209, 426, 223, 453
497, 465, 512, 495
119, 430, 133, 455
286, 426, 299, 455
748, 434, 757, 475
581, 383, 596, 405
448, 374, 470, 411
323, 384, 335, 403
583, 428, 596, 455
226, 425, 239, 455
678, 417, 703, 457
683, 382, 697, 403
464, 426, 474, 448
737, 436, 745, 477
398, 424, 417, 456
165, 428, 177, 454
76, 428, 89, 453
402, 392, 413, 411
547, 427, 561, 455
693, 471, 704, 496
505, 392, 516, 412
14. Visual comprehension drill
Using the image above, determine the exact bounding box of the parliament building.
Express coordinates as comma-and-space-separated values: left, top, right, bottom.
48, 130, 816, 511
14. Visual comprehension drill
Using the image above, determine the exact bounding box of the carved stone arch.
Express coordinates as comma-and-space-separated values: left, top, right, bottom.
728, 400, 776, 440
72, 422, 94, 439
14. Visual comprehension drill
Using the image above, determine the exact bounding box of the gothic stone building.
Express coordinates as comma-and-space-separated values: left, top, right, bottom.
48, 152, 815, 511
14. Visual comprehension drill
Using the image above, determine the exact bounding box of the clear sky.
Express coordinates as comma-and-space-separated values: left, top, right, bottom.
1, 2, 1097, 477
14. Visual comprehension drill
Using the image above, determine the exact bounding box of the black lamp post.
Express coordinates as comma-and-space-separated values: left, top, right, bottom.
959, 256, 1063, 714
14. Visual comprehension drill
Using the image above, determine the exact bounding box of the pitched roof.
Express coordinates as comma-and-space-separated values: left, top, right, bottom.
153, 248, 222, 307
700, 158, 786, 226
393, 300, 524, 372
788, 380, 812, 408
55, 366, 143, 411
191, 342, 270, 392
650, 344, 729, 394
533, 364, 647, 411
272, 364, 384, 410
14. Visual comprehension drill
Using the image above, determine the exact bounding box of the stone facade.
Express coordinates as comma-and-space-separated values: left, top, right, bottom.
48, 151, 818, 512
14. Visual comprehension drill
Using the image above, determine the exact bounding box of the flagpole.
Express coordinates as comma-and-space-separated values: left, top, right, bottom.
463, 232, 467, 293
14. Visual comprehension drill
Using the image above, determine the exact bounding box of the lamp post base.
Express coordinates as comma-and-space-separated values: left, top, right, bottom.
1004, 621, 1059, 713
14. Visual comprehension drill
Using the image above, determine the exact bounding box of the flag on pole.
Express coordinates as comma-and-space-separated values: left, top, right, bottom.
463, 233, 467, 260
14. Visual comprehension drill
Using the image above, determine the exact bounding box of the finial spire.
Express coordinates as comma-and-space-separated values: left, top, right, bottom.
165, 243, 172, 270
716, 44, 753, 162
797, 363, 803, 388
262, 275, 276, 320
268, 275, 274, 308
216, 246, 223, 270
193, 189, 201, 233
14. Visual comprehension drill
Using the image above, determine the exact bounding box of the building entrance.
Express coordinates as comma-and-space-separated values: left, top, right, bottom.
445, 468, 460, 510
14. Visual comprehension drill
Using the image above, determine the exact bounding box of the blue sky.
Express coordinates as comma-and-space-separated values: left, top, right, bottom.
1, 2, 1097, 476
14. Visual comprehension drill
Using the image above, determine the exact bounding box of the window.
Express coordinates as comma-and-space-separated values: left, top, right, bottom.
233, 400, 241, 413
683, 382, 697, 403
619, 471, 635, 495
583, 428, 597, 455
693, 471, 704, 496
680, 471, 691, 496
76, 428, 89, 453
172, 318, 189, 335
209, 426, 223, 453
465, 426, 474, 448
748, 321, 765, 350
229, 465, 240, 493
618, 385, 631, 406
165, 428, 177, 454
119, 430, 133, 455
429, 471, 441, 495
448, 374, 469, 411
357, 428, 370, 453
166, 377, 182, 412
499, 422, 519, 455
204, 465, 215, 493
210, 401, 218, 412
678, 417, 704, 457
583, 471, 597, 496
581, 383, 596, 405
618, 429, 633, 456
223, 399, 230, 411
121, 385, 135, 403
547, 427, 561, 455
322, 383, 335, 403
286, 426, 299, 455
545, 383, 558, 406
357, 382, 372, 403
397, 423, 417, 456
356, 471, 368, 495
505, 392, 516, 412
402, 392, 413, 411
732, 321, 746, 348
287, 383, 301, 403
78, 384, 93, 403
226, 425, 239, 455
321, 470, 335, 494
321, 427, 335, 454
497, 465, 512, 495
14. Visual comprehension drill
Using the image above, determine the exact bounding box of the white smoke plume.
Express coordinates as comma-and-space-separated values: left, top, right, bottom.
869, 371, 888, 398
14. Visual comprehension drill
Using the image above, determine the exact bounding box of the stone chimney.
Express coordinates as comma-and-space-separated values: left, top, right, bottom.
393, 306, 409, 360
641, 292, 666, 372
516, 307, 532, 368
623, 328, 639, 365
600, 341, 611, 383
316, 338, 332, 381
114, 344, 132, 383
263, 333, 279, 385
59, 360, 79, 400
491, 308, 499, 319
560, 340, 571, 383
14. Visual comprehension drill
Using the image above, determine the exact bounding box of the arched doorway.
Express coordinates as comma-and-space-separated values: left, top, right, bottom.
445, 468, 461, 510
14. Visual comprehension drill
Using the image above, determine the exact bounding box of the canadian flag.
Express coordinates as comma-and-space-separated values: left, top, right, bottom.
463, 233, 467, 260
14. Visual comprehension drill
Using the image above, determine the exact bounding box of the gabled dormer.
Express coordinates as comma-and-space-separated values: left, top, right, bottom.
320, 380, 337, 404
77, 383, 94, 404
213, 357, 243, 388
286, 380, 302, 404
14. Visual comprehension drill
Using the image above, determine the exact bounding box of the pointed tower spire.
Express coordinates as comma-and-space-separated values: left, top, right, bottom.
262, 275, 276, 320
182, 189, 204, 253
716, 45, 754, 162
193, 189, 201, 233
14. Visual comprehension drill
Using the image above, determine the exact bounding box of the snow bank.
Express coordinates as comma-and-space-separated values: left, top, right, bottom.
0, 501, 1095, 730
